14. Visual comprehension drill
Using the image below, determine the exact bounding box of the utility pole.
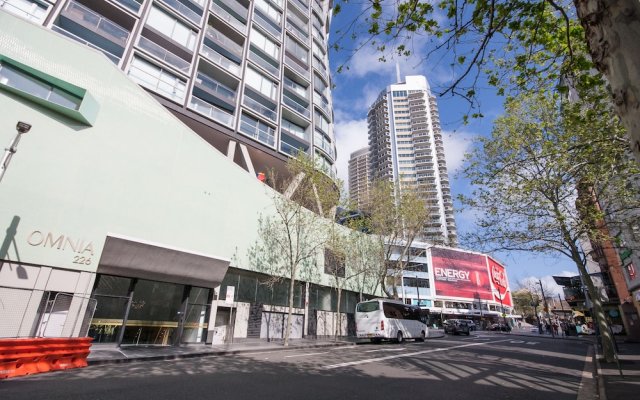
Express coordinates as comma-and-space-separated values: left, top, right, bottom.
539, 279, 555, 338
558, 293, 566, 337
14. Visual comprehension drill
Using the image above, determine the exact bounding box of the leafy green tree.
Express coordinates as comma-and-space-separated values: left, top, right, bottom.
332, 1, 640, 160
363, 180, 430, 298
250, 155, 339, 346
459, 90, 637, 362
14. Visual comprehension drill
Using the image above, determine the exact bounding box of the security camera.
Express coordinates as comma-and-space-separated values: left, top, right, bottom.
16, 121, 31, 134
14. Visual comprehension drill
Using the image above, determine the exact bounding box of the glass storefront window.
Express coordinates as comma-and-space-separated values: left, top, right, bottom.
121, 280, 185, 345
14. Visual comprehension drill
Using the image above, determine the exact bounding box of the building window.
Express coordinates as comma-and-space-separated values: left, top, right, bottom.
239, 112, 275, 146
0, 60, 82, 110
250, 29, 280, 60
146, 6, 198, 50
402, 277, 430, 288
245, 67, 278, 101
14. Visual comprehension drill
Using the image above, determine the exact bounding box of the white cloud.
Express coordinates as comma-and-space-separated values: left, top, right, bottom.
333, 118, 369, 187
441, 130, 475, 173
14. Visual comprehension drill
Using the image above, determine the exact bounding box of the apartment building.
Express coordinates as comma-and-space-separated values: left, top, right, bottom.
347, 146, 369, 210
367, 75, 457, 245
0, 0, 337, 178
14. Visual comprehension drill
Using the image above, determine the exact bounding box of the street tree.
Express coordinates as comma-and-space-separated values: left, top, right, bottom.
364, 179, 429, 298
459, 90, 637, 362
250, 155, 339, 346
332, 1, 640, 161
324, 224, 381, 339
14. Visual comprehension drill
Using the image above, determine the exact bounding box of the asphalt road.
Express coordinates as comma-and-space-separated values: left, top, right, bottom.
0, 333, 596, 400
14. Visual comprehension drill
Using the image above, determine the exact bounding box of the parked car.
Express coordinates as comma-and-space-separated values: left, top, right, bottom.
489, 323, 512, 332
443, 319, 471, 335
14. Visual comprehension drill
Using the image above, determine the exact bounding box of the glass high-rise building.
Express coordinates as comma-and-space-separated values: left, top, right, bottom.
368, 75, 457, 246
2, 0, 336, 178
347, 146, 369, 210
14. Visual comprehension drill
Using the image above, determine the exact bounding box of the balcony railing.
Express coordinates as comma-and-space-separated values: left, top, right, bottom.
112, 0, 142, 13
280, 140, 307, 157
210, 1, 246, 33
51, 26, 121, 64
283, 77, 308, 99
290, 0, 309, 14
239, 117, 275, 147
253, 10, 282, 39
189, 96, 234, 126
160, 0, 201, 25
248, 49, 279, 77
0, 0, 47, 22
138, 36, 191, 74
61, 1, 129, 46
212, 0, 247, 22
286, 20, 310, 44
281, 124, 310, 142
128, 62, 186, 102
313, 93, 330, 116
243, 95, 277, 122
200, 44, 241, 76
284, 55, 309, 78
195, 72, 236, 104
204, 26, 243, 58
282, 93, 310, 118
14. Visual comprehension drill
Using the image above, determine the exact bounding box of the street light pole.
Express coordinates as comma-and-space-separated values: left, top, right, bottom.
539, 279, 555, 338
1, 122, 31, 183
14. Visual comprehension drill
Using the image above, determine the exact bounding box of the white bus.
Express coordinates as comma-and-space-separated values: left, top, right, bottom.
355, 299, 429, 343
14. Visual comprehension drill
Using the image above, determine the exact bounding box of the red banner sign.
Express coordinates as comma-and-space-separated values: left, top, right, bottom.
431, 248, 493, 300
487, 257, 512, 307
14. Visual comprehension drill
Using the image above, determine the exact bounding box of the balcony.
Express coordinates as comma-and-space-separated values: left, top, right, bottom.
212, 0, 247, 22
128, 59, 186, 102
189, 96, 235, 126
1, 0, 48, 22
160, 0, 202, 25
290, 0, 309, 14
253, 9, 282, 39
210, 1, 247, 33
248, 48, 280, 78
312, 0, 322, 16
280, 140, 307, 157
286, 20, 310, 45
193, 72, 237, 107
200, 43, 241, 76
281, 121, 310, 142
137, 36, 191, 74
112, 0, 143, 13
243, 93, 277, 122
313, 58, 329, 82
285, 55, 310, 79
282, 93, 311, 119
239, 114, 276, 147
57, 1, 130, 56
51, 26, 121, 64
283, 77, 309, 100
204, 26, 243, 61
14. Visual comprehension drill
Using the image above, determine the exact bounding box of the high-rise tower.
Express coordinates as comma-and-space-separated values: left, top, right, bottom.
367, 75, 457, 245
3, 0, 336, 179
348, 146, 370, 210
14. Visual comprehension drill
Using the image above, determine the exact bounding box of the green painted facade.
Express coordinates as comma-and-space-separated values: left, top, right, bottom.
0, 12, 365, 290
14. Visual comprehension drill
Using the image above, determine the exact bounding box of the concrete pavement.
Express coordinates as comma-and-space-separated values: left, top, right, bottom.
88, 329, 446, 365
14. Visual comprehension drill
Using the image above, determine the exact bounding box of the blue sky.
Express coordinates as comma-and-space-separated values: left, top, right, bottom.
326, 3, 577, 296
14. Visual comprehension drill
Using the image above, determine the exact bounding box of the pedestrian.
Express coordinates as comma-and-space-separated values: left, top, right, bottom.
552, 322, 559, 336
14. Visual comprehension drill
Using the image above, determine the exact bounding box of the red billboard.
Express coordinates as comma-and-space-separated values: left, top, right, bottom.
431, 248, 493, 300
487, 257, 512, 307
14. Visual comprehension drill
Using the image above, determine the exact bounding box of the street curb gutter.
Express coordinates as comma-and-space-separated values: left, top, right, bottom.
87, 342, 355, 366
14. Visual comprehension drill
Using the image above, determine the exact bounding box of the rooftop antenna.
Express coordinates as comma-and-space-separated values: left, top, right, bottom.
395, 61, 401, 83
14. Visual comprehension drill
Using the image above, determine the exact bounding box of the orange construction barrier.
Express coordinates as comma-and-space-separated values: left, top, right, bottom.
0, 337, 93, 379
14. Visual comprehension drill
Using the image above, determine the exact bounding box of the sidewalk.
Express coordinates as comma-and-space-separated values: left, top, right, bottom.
88, 329, 446, 365
507, 328, 640, 400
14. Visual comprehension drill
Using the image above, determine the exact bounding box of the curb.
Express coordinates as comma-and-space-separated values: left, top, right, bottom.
88, 341, 355, 366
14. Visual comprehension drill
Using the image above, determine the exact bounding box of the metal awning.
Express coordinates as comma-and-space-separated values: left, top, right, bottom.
97, 234, 230, 288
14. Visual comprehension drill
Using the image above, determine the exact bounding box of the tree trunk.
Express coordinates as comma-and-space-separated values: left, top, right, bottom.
335, 287, 342, 341
572, 252, 617, 363
575, 0, 640, 161
284, 275, 296, 347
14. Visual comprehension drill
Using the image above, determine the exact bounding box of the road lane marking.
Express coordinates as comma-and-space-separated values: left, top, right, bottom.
364, 348, 406, 353
526, 342, 539, 345
323, 339, 514, 370
284, 352, 328, 358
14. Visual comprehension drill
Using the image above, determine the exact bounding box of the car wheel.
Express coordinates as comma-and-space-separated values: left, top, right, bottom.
396, 331, 404, 343
417, 331, 426, 342
371, 338, 381, 344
